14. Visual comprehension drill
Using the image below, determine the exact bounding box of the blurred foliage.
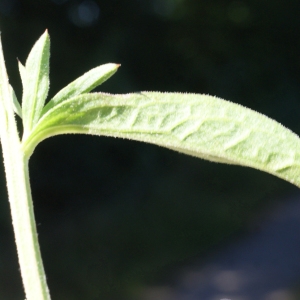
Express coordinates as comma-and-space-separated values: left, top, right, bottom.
0, 0, 300, 299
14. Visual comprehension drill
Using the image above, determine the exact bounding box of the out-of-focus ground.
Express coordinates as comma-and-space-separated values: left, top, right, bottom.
137, 194, 300, 300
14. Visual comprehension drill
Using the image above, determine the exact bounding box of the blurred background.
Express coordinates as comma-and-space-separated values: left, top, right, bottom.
0, 0, 300, 299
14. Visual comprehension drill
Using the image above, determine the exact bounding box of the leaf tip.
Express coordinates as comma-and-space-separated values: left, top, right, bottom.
42, 29, 50, 41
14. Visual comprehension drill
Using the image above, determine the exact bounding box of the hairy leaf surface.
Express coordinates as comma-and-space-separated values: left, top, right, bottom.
10, 85, 22, 118
21, 30, 50, 138
42, 63, 120, 115
23, 92, 300, 187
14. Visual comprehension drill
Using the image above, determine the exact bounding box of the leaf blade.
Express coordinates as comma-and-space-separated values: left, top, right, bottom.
21, 30, 50, 137
23, 92, 300, 187
41, 63, 120, 115
18, 60, 26, 90
10, 85, 22, 118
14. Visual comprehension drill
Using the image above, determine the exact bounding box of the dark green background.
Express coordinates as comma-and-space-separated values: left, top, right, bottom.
0, 0, 299, 299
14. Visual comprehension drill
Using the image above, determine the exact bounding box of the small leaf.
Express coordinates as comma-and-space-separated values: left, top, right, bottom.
10, 85, 22, 118
21, 30, 50, 138
41, 63, 120, 115
18, 60, 26, 89
22, 92, 300, 188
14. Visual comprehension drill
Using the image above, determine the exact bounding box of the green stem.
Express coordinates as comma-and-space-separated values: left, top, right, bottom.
0, 36, 51, 300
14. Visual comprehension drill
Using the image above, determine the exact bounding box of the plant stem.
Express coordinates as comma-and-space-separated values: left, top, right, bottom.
0, 36, 51, 300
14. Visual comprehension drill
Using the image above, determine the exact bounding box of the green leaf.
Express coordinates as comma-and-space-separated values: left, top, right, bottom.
18, 60, 26, 90
22, 92, 300, 188
10, 85, 22, 118
42, 63, 120, 115
21, 30, 50, 138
